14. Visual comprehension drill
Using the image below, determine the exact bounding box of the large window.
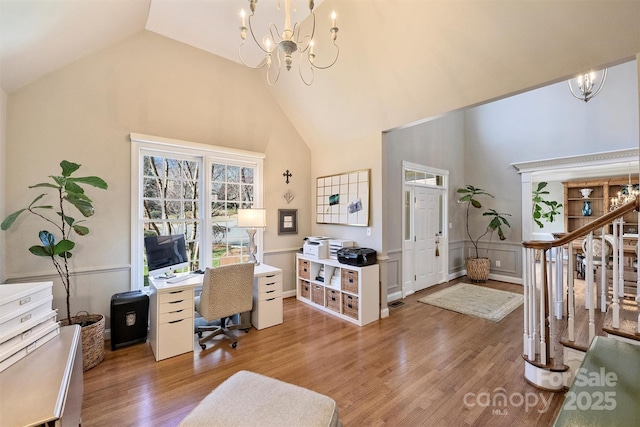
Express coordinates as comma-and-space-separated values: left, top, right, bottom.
142, 155, 201, 279
131, 134, 264, 289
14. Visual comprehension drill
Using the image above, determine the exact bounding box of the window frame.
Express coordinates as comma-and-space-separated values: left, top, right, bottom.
130, 133, 265, 290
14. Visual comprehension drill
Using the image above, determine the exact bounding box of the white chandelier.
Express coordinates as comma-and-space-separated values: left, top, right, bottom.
568, 69, 608, 103
610, 168, 639, 211
239, 0, 339, 86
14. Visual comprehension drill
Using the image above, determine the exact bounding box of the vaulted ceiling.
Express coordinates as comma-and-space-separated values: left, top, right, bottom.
2, 1, 639, 149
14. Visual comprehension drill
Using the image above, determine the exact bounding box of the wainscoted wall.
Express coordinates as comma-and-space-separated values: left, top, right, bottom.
386, 249, 402, 300
264, 248, 300, 298
449, 240, 466, 279
464, 240, 523, 284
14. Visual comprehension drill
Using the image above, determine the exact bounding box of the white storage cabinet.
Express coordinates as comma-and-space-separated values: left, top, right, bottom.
252, 264, 283, 330
148, 283, 194, 361
296, 253, 379, 326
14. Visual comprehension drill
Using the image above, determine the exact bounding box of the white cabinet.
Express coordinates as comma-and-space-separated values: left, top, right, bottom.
252, 264, 283, 330
148, 284, 194, 361
296, 254, 379, 326
0, 325, 83, 427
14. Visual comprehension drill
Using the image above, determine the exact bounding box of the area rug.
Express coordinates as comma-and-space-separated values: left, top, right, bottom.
417, 283, 523, 322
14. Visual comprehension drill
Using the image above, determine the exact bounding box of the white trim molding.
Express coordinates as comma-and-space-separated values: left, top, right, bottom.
511, 148, 638, 174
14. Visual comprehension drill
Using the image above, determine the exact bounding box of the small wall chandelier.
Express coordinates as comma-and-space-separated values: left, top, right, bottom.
239, 0, 339, 86
568, 69, 608, 102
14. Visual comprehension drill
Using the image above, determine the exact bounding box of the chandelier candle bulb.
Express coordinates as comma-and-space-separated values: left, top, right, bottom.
332, 11, 336, 27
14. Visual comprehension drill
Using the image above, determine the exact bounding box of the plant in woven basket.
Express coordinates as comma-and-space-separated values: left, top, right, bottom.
1, 160, 108, 325
457, 185, 511, 259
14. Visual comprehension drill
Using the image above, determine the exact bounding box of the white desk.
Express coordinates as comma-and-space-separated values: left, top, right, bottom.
148, 264, 282, 361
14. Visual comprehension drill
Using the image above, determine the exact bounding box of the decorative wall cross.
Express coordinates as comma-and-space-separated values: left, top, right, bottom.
283, 170, 292, 184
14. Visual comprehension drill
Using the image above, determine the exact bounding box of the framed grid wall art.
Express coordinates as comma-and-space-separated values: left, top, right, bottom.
316, 169, 370, 226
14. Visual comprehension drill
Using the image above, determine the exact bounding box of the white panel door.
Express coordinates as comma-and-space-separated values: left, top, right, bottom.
413, 187, 439, 292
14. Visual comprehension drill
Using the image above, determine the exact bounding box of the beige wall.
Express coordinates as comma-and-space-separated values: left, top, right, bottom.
0, 87, 6, 283
4, 31, 310, 320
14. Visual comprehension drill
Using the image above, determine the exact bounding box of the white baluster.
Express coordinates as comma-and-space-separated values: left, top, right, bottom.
531, 248, 538, 357
555, 246, 564, 319
586, 232, 596, 341
540, 249, 547, 365
568, 241, 575, 342
523, 248, 530, 357
611, 219, 620, 329
600, 229, 607, 313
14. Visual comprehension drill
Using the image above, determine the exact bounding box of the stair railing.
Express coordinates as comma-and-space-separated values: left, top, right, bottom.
522, 198, 639, 369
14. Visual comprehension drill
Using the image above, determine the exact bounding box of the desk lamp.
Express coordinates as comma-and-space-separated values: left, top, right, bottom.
237, 208, 266, 265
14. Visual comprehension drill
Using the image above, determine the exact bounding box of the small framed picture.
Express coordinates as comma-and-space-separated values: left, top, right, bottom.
278, 209, 298, 234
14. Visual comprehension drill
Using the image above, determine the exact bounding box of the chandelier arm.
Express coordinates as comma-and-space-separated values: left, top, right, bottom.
247, 13, 270, 54
309, 44, 340, 70
238, 42, 270, 70
266, 52, 282, 86
589, 68, 608, 99
568, 81, 588, 101
299, 58, 314, 86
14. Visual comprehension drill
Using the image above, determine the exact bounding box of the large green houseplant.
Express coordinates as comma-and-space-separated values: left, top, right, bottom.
457, 185, 511, 281
532, 182, 562, 228
2, 161, 108, 369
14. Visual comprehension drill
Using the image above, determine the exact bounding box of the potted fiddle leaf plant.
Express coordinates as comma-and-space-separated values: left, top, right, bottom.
457, 185, 511, 282
532, 182, 562, 228
1, 160, 108, 370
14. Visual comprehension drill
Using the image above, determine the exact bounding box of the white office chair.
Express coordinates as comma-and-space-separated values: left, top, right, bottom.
194, 263, 255, 350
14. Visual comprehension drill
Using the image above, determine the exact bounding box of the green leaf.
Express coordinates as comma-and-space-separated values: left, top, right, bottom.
26, 194, 47, 208
73, 224, 90, 236
471, 200, 481, 209
58, 251, 73, 259
51, 176, 67, 187
1, 209, 26, 230
68, 176, 108, 190
29, 183, 59, 190
61, 214, 75, 227
29, 245, 51, 257
65, 190, 92, 202
65, 195, 95, 217
53, 239, 75, 255
61, 161, 81, 177
64, 180, 85, 195
536, 182, 548, 191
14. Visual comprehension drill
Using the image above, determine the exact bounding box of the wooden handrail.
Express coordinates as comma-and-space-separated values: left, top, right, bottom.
523, 198, 640, 250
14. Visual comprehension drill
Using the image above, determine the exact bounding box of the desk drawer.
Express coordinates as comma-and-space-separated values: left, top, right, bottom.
252, 297, 283, 330
159, 308, 191, 324
158, 288, 193, 305
159, 297, 192, 315
157, 316, 193, 359
257, 287, 282, 300
0, 285, 52, 318
0, 296, 54, 338
257, 273, 282, 292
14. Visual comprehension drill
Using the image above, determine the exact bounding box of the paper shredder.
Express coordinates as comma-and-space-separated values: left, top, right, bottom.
110, 290, 149, 351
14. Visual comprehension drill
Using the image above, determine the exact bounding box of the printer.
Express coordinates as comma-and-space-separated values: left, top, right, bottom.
303, 236, 330, 259
337, 247, 377, 267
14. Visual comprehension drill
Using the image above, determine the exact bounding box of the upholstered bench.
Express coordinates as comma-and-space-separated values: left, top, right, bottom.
179, 370, 342, 427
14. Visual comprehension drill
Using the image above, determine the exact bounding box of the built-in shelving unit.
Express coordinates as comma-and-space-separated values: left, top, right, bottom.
564, 176, 639, 235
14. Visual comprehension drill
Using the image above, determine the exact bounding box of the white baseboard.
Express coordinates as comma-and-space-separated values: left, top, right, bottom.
283, 289, 297, 299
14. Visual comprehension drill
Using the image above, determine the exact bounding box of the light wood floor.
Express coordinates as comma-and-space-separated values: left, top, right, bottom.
82, 278, 564, 426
